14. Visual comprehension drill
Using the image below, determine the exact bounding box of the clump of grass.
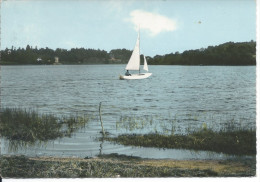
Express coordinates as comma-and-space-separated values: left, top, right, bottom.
0, 107, 91, 150
105, 128, 256, 155
97, 153, 142, 161
0, 108, 62, 142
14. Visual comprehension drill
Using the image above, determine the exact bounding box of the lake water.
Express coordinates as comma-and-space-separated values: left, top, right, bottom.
0, 65, 256, 160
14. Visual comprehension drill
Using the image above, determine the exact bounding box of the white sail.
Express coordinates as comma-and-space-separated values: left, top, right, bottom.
119, 28, 152, 80
125, 32, 140, 71
143, 55, 148, 71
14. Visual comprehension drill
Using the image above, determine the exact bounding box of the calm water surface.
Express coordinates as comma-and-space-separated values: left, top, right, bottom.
0, 65, 256, 159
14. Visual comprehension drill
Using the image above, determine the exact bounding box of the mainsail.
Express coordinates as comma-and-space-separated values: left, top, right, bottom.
119, 29, 152, 80
125, 31, 140, 71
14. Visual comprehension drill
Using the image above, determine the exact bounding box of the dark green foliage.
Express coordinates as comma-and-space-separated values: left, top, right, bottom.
149, 41, 256, 65
105, 129, 256, 155
109, 49, 132, 64
0, 41, 256, 65
0, 46, 111, 65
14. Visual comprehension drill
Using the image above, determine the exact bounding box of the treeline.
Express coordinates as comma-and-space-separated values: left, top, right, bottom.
0, 41, 256, 65
0, 45, 113, 65
149, 41, 256, 65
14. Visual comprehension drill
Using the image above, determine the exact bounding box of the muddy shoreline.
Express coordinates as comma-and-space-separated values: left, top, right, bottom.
0, 154, 256, 178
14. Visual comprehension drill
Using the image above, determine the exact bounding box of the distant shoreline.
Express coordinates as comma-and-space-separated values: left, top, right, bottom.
0, 63, 256, 66
0, 41, 256, 66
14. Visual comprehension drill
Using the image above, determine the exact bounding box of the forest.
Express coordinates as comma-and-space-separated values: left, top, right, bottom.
0, 41, 256, 65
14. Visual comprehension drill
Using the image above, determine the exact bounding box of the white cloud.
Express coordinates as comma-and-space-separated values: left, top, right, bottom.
127, 9, 178, 36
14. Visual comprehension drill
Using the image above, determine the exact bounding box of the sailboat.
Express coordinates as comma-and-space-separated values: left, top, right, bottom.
119, 30, 152, 80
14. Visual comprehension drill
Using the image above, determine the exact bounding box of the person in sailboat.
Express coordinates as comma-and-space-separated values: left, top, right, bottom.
125, 70, 131, 76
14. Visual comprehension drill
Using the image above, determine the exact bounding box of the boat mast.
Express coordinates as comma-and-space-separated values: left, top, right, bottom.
138, 26, 140, 74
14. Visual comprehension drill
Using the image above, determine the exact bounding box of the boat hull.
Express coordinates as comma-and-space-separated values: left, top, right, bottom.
119, 73, 152, 80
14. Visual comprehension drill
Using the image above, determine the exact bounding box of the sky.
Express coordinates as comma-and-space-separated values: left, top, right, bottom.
0, 0, 256, 57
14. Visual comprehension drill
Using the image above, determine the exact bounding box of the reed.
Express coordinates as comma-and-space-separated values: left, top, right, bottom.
115, 112, 255, 135
0, 107, 91, 150
105, 127, 256, 155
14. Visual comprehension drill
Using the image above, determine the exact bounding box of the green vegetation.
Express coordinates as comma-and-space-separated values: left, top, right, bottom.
0, 154, 255, 177
0, 41, 255, 65
105, 128, 256, 155
0, 108, 91, 150
0, 108, 256, 177
114, 113, 256, 156
149, 41, 256, 65
0, 46, 129, 65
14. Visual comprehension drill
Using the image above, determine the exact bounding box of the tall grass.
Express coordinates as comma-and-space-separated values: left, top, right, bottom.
0, 107, 91, 150
115, 112, 255, 135
106, 128, 256, 155
110, 113, 256, 155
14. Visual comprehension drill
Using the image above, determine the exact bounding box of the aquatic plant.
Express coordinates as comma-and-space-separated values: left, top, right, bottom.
112, 111, 256, 155
116, 115, 154, 132
105, 127, 256, 156
0, 107, 91, 151
115, 112, 255, 135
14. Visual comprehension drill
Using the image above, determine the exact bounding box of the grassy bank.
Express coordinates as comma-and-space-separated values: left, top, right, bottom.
0, 154, 255, 178
105, 129, 256, 155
